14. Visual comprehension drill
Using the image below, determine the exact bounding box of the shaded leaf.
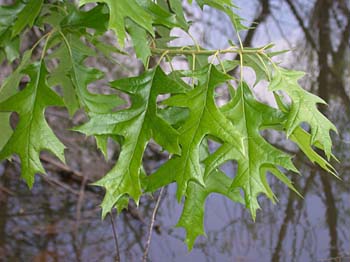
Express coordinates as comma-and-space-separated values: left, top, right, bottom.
61, 3, 109, 33
50, 34, 123, 115
12, 0, 43, 36
0, 50, 32, 149
79, 0, 154, 47
0, 2, 24, 61
243, 53, 271, 85
126, 19, 151, 66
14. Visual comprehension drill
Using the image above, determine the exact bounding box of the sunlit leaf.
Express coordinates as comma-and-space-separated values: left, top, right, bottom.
75, 67, 186, 217
146, 65, 244, 201
204, 82, 299, 219
0, 62, 65, 187
177, 170, 243, 250
270, 67, 337, 159
191, 0, 249, 32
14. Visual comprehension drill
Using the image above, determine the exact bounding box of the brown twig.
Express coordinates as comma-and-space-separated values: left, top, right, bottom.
142, 187, 165, 262
110, 212, 121, 262
40, 155, 86, 181
38, 173, 80, 196
0, 185, 15, 196
74, 172, 88, 238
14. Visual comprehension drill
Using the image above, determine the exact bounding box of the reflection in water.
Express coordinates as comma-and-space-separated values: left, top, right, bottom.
1, 0, 350, 261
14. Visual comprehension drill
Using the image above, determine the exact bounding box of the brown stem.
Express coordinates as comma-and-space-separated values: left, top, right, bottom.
142, 187, 164, 262
110, 212, 121, 262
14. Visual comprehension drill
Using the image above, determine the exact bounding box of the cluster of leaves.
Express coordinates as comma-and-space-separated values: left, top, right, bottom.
0, 0, 337, 249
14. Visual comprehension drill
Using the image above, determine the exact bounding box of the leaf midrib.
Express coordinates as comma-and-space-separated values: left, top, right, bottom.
25, 64, 42, 174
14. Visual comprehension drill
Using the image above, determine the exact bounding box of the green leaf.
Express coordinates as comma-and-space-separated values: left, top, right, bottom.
129, 0, 187, 64
186, 46, 210, 71
95, 135, 109, 159
163, 0, 188, 28
86, 35, 127, 57
47, 44, 79, 116
192, 0, 249, 32
0, 2, 24, 62
269, 67, 337, 159
12, 0, 43, 36
290, 127, 337, 176
177, 170, 243, 250
79, 0, 154, 47
50, 34, 124, 115
61, 4, 109, 33
0, 62, 65, 187
0, 50, 32, 150
75, 67, 186, 218
204, 82, 298, 220
39, 3, 67, 29
243, 53, 271, 86
126, 19, 151, 66
146, 65, 243, 201
137, 0, 185, 29
0, 2, 24, 28
0, 114, 13, 151
159, 107, 189, 129
2, 35, 20, 62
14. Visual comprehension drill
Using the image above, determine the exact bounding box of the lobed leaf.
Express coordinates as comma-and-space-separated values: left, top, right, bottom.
204, 82, 299, 219
146, 65, 244, 201
0, 62, 65, 187
191, 0, 249, 32
177, 169, 243, 250
79, 0, 154, 47
0, 51, 32, 149
11, 0, 43, 36
49, 34, 123, 115
75, 67, 186, 217
270, 67, 337, 159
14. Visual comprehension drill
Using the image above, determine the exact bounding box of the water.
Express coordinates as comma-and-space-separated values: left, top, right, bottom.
1, 0, 350, 261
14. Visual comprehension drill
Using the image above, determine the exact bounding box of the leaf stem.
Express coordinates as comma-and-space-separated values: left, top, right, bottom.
40, 31, 53, 61
29, 31, 53, 58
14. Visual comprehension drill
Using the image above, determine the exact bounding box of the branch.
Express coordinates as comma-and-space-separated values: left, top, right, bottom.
0, 185, 15, 196
142, 187, 165, 262
150, 46, 268, 56
110, 211, 121, 262
243, 0, 270, 46
284, 0, 318, 50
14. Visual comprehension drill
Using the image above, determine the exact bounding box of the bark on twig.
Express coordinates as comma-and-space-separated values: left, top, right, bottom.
110, 212, 121, 262
142, 187, 164, 262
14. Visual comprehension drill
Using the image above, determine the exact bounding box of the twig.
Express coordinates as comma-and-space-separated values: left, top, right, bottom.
150, 46, 265, 56
0, 185, 15, 196
38, 173, 79, 195
142, 187, 165, 262
40, 155, 85, 180
284, 0, 318, 50
110, 211, 121, 262
74, 173, 88, 238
